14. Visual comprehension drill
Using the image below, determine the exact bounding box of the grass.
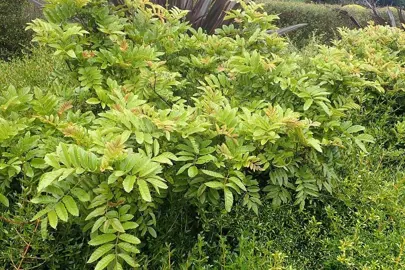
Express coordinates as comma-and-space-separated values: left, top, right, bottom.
0, 47, 63, 88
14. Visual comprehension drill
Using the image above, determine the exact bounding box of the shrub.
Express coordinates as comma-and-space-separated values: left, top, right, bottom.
0, 0, 378, 268
187, 151, 405, 269
4, 0, 405, 268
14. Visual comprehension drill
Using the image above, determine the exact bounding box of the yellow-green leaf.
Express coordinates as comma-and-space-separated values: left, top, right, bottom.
89, 234, 116, 246
188, 166, 198, 178
71, 188, 90, 202
118, 242, 140, 254
201, 169, 224, 179
94, 253, 115, 270
137, 179, 151, 202
86, 98, 100, 105
92, 216, 107, 233
123, 175, 136, 193
0, 193, 9, 207
48, 210, 58, 229
41, 217, 48, 240
37, 169, 64, 192
119, 233, 141, 245
87, 244, 114, 263
303, 99, 313, 111
114, 262, 123, 270
205, 181, 224, 189
111, 218, 125, 233
62, 195, 79, 216
307, 138, 322, 153
55, 202, 68, 222
229, 177, 246, 191
122, 222, 139, 230
31, 207, 51, 221
118, 253, 137, 267
85, 206, 106, 221
66, 49, 77, 58
224, 187, 233, 212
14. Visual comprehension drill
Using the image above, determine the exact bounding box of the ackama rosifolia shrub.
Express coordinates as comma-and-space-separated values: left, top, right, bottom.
1, 0, 405, 269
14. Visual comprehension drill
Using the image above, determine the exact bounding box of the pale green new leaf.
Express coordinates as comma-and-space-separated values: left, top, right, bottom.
37, 169, 64, 192
87, 244, 114, 263
188, 166, 198, 178
48, 210, 58, 229
85, 206, 106, 221
307, 138, 322, 153
92, 216, 107, 233
118, 253, 137, 267
201, 169, 224, 179
119, 233, 141, 245
31, 207, 51, 221
41, 217, 48, 240
55, 202, 68, 222
153, 139, 160, 156
152, 155, 172, 165
347, 125, 365, 134
137, 179, 151, 202
62, 195, 79, 216
303, 99, 313, 111
66, 49, 76, 58
123, 175, 137, 193
86, 98, 101, 105
224, 187, 234, 212
0, 193, 9, 207
146, 177, 168, 190
94, 253, 115, 270
118, 242, 140, 254
111, 218, 125, 233
88, 234, 116, 246
205, 181, 224, 189
229, 177, 247, 191
71, 188, 90, 202
114, 262, 123, 270
122, 222, 139, 230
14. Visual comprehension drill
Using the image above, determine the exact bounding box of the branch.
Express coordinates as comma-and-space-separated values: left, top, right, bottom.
16, 219, 40, 270
152, 71, 172, 107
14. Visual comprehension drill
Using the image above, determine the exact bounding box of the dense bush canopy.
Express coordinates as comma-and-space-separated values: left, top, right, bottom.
1, 0, 405, 269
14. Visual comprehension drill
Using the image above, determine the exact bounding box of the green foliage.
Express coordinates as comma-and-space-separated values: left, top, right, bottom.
0, 0, 41, 59
137, 144, 405, 269
3, 0, 405, 268
0, 47, 64, 88
261, 1, 401, 46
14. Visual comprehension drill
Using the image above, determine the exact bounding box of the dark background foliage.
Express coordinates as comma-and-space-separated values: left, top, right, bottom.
0, 0, 41, 60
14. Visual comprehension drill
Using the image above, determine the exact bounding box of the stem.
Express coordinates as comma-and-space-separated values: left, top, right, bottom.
65, 60, 73, 72
152, 71, 172, 107
115, 232, 121, 268
0, 216, 30, 225
395, 237, 405, 269
16, 219, 40, 270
